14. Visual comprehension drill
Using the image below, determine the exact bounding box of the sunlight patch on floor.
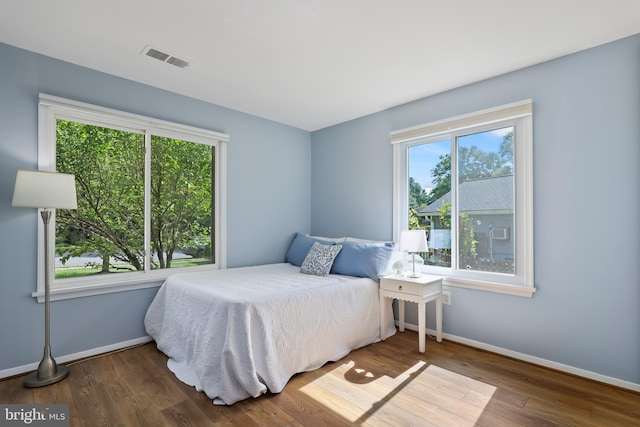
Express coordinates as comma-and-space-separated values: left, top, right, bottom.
299, 360, 496, 425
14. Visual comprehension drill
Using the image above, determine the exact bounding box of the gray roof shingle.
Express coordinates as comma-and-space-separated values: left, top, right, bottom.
418, 175, 513, 214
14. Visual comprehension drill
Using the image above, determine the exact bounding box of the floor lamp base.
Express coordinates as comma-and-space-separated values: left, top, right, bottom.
23, 364, 69, 388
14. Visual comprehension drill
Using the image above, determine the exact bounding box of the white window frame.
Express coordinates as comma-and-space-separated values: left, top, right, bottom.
391, 100, 535, 297
35, 94, 229, 302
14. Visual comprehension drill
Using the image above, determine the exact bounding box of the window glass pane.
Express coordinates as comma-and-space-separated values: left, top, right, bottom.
393, 101, 533, 291
457, 127, 515, 274
150, 136, 214, 269
408, 139, 452, 268
55, 120, 145, 279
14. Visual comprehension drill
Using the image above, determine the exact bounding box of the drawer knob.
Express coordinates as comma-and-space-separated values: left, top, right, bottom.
398, 285, 403, 291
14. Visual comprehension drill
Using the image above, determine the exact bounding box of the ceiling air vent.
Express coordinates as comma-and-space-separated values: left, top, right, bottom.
141, 45, 189, 69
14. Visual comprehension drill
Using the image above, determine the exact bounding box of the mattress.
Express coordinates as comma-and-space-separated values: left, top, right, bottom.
144, 262, 396, 404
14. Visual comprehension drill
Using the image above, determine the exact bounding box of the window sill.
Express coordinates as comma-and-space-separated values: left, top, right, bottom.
33, 279, 162, 303
443, 276, 536, 298
33, 264, 219, 302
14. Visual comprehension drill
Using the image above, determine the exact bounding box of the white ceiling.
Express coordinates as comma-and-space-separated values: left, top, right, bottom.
1, 1, 639, 131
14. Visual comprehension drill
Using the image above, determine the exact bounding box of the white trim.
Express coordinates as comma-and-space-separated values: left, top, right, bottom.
392, 142, 409, 242
391, 99, 532, 144
39, 94, 230, 143
34, 263, 220, 302
144, 132, 152, 272
33, 277, 160, 303
217, 141, 228, 268
0, 336, 153, 380
391, 100, 535, 295
4, 328, 638, 393
398, 323, 640, 393
443, 278, 536, 298
36, 94, 229, 300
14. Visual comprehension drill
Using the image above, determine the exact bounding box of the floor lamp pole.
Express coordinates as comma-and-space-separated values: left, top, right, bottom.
23, 209, 69, 387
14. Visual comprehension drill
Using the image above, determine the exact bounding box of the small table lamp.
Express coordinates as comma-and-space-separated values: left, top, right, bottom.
12, 170, 77, 387
399, 230, 428, 278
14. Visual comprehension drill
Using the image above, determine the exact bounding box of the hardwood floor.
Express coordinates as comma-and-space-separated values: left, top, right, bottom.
1, 331, 639, 426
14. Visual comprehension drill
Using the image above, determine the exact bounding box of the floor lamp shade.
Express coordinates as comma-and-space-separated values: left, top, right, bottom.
12, 170, 77, 388
12, 170, 77, 209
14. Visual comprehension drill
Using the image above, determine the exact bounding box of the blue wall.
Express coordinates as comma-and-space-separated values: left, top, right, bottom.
2, 33, 639, 389
311, 35, 640, 386
0, 43, 311, 373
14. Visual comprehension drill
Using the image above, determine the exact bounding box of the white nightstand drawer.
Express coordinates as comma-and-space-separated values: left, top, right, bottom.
380, 275, 443, 298
380, 279, 423, 296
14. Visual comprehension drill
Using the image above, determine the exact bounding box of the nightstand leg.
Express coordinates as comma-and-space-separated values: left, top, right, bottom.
418, 301, 426, 353
398, 300, 405, 332
436, 296, 443, 343
379, 294, 386, 340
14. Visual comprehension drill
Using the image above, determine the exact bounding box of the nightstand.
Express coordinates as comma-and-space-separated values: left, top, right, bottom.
379, 274, 443, 353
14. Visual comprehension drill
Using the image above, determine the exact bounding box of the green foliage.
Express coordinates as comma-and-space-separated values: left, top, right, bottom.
427, 154, 451, 204
150, 136, 213, 269
55, 120, 213, 276
56, 120, 144, 272
458, 212, 477, 260
409, 177, 430, 229
409, 177, 429, 209
408, 129, 512, 267
438, 201, 452, 228
408, 208, 421, 230
426, 131, 513, 205
496, 131, 514, 176
436, 201, 476, 261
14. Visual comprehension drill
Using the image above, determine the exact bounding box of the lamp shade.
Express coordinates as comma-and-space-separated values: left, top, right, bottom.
12, 170, 77, 209
399, 230, 428, 253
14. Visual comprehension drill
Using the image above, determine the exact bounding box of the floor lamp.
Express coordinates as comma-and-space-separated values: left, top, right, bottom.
12, 170, 77, 387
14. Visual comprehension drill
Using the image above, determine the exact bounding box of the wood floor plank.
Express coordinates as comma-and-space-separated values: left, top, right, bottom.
590, 402, 640, 427
267, 382, 356, 427
1, 334, 638, 426
241, 394, 306, 427
451, 352, 602, 415
32, 378, 74, 409
0, 376, 33, 404
476, 398, 558, 427
161, 399, 217, 427
311, 363, 441, 427
523, 395, 600, 427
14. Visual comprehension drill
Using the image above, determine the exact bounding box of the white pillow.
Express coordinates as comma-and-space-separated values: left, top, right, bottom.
345, 236, 392, 244
307, 234, 347, 242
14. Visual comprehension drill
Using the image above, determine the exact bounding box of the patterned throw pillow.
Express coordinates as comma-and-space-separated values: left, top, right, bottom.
300, 242, 343, 276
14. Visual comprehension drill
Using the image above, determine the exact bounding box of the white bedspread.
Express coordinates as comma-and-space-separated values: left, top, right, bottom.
144, 263, 396, 405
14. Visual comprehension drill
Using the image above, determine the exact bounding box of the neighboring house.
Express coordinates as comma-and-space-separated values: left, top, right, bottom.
418, 175, 514, 261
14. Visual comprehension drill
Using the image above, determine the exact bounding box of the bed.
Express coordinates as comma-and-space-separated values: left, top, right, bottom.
144, 234, 397, 405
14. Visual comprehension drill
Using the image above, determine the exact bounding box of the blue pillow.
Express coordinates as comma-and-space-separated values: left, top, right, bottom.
330, 241, 394, 280
286, 233, 335, 267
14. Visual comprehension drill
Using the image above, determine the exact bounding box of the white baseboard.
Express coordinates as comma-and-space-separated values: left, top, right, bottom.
0, 336, 153, 380
4, 329, 639, 394
398, 322, 640, 393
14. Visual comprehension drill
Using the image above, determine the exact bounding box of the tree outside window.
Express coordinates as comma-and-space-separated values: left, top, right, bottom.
55, 120, 214, 279
409, 127, 515, 274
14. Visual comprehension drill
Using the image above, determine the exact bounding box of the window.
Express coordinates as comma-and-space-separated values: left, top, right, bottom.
36, 94, 229, 301
392, 100, 534, 297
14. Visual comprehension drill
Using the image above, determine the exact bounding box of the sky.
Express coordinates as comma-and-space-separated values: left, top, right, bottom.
409, 139, 450, 192
408, 126, 512, 193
